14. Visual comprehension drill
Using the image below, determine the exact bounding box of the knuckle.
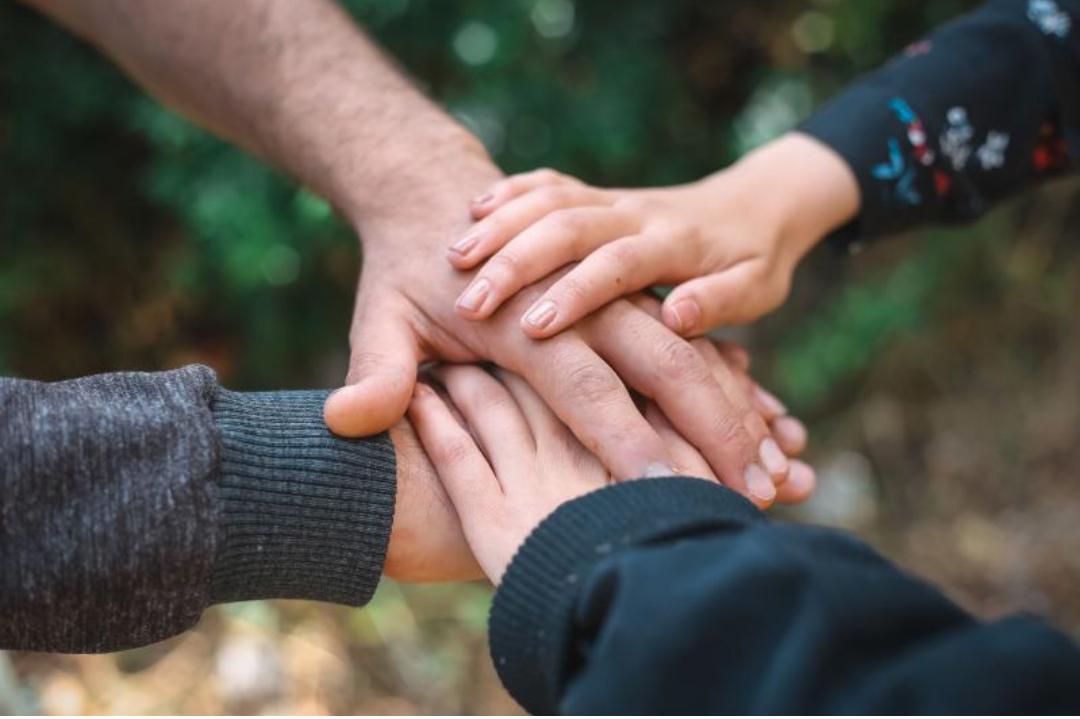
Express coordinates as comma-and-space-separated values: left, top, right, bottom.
689, 338, 721, 368
546, 208, 584, 235
613, 196, 655, 214
535, 167, 562, 183
487, 251, 524, 279
672, 222, 701, 247
473, 384, 513, 412
535, 185, 569, 207
655, 339, 711, 385
436, 437, 476, 466
561, 359, 621, 406
554, 275, 590, 305
713, 412, 752, 449
599, 241, 638, 273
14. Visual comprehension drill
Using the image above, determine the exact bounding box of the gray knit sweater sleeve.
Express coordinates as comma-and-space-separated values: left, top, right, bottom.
0, 365, 396, 653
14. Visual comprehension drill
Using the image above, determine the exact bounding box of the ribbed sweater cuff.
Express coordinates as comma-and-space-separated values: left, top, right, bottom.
489, 477, 763, 714
207, 388, 396, 607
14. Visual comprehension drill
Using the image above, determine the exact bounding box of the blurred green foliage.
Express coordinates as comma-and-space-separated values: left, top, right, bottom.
6, 0, 1080, 714
1, 0, 984, 403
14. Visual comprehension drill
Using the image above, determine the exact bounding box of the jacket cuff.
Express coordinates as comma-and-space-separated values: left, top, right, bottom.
489, 477, 763, 714
207, 388, 396, 607
799, 83, 903, 253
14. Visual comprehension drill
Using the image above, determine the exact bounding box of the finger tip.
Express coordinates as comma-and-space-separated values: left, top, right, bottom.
777, 461, 817, 504
454, 304, 486, 322
792, 460, 817, 490
774, 416, 809, 455
470, 190, 498, 211
519, 319, 556, 340
323, 389, 368, 437
446, 249, 470, 268
772, 467, 791, 489
661, 298, 699, 337
750, 493, 776, 511
744, 462, 777, 508
660, 302, 683, 333
325, 378, 412, 437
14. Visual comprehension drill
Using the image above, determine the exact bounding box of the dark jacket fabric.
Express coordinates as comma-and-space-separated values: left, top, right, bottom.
490, 478, 1080, 714
801, 0, 1080, 250
0, 365, 395, 653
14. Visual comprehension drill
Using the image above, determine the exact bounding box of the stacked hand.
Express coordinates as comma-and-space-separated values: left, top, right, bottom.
409, 364, 815, 584
383, 332, 812, 582
326, 151, 808, 502
325, 142, 826, 583
449, 133, 858, 338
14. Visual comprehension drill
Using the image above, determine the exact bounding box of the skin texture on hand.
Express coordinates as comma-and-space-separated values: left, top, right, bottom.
452, 133, 861, 338
381, 328, 814, 584
385, 420, 482, 582
408, 369, 614, 585
322, 153, 803, 508
408, 365, 815, 585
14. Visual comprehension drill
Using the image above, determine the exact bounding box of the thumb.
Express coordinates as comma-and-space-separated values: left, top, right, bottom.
324, 307, 421, 437
662, 265, 786, 335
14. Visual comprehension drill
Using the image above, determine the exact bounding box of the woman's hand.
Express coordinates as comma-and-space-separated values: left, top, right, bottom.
407, 364, 815, 585
448, 133, 859, 338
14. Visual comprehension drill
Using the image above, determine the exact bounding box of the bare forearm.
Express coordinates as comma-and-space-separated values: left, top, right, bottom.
23, 0, 490, 231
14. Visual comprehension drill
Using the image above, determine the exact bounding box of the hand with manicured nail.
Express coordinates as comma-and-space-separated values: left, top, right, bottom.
324, 146, 817, 506
450, 133, 860, 338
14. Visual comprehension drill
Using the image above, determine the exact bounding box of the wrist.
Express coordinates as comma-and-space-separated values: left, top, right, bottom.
345, 127, 499, 240
719, 133, 861, 265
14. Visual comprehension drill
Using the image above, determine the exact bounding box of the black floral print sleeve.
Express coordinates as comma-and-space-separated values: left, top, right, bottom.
800, 0, 1080, 251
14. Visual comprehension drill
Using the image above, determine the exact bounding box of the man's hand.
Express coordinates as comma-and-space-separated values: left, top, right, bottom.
20, 0, 812, 506
324, 154, 807, 508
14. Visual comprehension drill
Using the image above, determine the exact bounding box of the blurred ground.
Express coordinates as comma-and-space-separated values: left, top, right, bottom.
3, 0, 1079, 715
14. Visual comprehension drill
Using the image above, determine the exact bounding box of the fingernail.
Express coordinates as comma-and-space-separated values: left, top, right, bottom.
472, 192, 494, 206
667, 299, 701, 334
755, 386, 787, 416
759, 437, 789, 479
456, 278, 490, 313
523, 301, 558, 330
745, 463, 776, 503
774, 417, 808, 451
644, 462, 679, 478
450, 233, 480, 257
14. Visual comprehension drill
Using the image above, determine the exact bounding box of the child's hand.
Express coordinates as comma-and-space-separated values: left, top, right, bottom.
448, 133, 858, 338
407, 365, 816, 584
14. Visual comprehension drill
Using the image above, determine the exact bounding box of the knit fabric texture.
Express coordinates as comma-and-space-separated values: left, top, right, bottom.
1, 366, 396, 653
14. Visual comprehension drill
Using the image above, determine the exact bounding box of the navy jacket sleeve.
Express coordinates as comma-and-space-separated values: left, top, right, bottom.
799, 0, 1080, 249
489, 478, 1080, 714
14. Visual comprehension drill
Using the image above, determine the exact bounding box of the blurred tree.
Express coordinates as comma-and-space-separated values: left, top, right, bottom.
8, 1, 1080, 715
0, 0, 981, 398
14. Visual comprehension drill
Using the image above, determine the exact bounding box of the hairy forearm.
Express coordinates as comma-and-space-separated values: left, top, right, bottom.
22, 0, 491, 231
